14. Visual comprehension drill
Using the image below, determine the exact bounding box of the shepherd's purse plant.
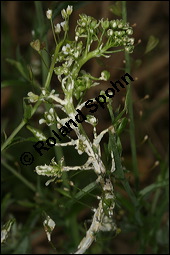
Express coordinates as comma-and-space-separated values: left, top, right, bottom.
2, 4, 136, 254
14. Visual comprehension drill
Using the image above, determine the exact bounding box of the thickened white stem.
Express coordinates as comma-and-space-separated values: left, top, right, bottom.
74, 178, 115, 254
74, 200, 104, 254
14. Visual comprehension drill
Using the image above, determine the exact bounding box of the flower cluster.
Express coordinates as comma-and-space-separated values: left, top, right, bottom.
39, 108, 55, 126
50, 10, 135, 103
75, 15, 134, 53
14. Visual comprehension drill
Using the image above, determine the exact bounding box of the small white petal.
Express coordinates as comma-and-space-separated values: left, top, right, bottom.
49, 108, 54, 114
39, 119, 46, 124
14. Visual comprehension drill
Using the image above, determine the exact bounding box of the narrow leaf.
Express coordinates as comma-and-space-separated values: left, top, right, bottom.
110, 1, 122, 17
139, 179, 168, 198
145, 35, 159, 54
6, 58, 30, 80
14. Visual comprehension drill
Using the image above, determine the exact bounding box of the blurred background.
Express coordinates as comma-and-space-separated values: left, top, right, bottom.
1, 1, 169, 254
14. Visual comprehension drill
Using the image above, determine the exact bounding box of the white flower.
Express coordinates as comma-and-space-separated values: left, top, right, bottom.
39, 119, 46, 125
99, 70, 110, 81
107, 29, 113, 36
46, 9, 52, 19
66, 5, 73, 15
111, 21, 117, 28
128, 38, 135, 45
74, 51, 80, 58
31, 30, 35, 37
126, 28, 133, 35
42, 89, 46, 96
27, 91, 39, 103
49, 108, 54, 114
47, 114, 53, 121
62, 43, 71, 55
54, 24, 61, 33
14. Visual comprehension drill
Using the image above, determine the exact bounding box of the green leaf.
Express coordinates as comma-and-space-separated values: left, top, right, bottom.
1, 79, 27, 88
116, 117, 128, 135
23, 100, 32, 120
17, 200, 35, 208
139, 179, 168, 198
110, 1, 122, 17
134, 59, 142, 68
4, 136, 37, 151
1, 193, 14, 218
55, 188, 71, 198
145, 35, 159, 54
14, 237, 29, 254
65, 181, 97, 208
6, 58, 30, 80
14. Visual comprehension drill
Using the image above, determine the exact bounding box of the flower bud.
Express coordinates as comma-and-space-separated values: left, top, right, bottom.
125, 46, 134, 53
100, 70, 110, 81
107, 29, 114, 36
61, 9, 67, 19
126, 28, 133, 35
46, 9, 52, 19
66, 5, 73, 15
54, 24, 61, 33
27, 91, 39, 103
61, 21, 68, 32
110, 20, 117, 28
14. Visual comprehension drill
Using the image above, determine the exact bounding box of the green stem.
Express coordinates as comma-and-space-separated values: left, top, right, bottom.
2, 159, 36, 192
1, 120, 26, 152
35, 1, 64, 164
1, 100, 41, 152
50, 19, 57, 45
44, 41, 63, 90
1, 35, 64, 152
122, 1, 139, 190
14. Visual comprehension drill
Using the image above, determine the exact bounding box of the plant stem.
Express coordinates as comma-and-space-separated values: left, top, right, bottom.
1, 33, 64, 152
1, 120, 26, 152
1, 100, 41, 152
44, 41, 63, 90
122, 1, 139, 190
2, 159, 36, 192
